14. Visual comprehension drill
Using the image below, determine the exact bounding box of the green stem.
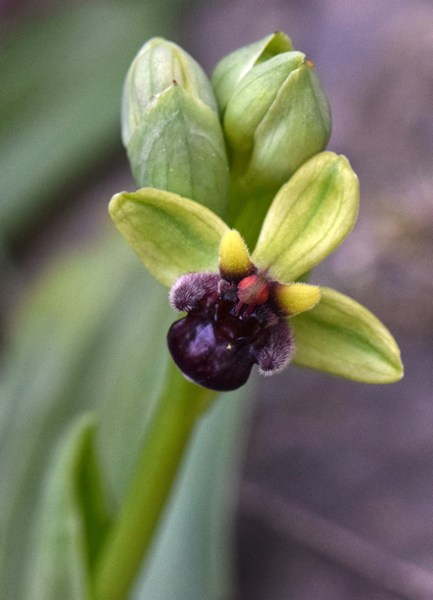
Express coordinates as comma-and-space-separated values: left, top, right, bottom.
229, 181, 274, 250
93, 362, 216, 600
227, 156, 276, 250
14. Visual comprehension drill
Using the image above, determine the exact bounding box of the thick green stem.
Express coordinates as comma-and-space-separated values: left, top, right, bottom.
227, 155, 276, 250
93, 362, 215, 600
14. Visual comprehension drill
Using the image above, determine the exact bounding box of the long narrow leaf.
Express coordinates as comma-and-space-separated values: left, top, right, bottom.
0, 236, 167, 599
24, 415, 110, 600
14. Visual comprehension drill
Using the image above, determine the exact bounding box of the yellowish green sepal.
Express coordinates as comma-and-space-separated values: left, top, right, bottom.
291, 288, 404, 383
109, 188, 228, 287
223, 51, 305, 152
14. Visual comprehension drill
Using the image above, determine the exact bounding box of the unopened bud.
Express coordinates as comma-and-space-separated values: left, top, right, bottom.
213, 33, 331, 194
122, 38, 229, 216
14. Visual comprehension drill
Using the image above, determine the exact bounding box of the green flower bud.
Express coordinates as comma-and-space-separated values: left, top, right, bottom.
212, 33, 331, 193
212, 32, 294, 113
122, 38, 229, 216
122, 37, 218, 145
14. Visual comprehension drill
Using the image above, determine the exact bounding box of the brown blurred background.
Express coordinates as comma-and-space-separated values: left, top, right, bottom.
2, 1, 433, 599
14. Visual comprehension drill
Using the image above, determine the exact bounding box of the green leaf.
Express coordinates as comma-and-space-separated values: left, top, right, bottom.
109, 188, 228, 287
252, 152, 359, 282
0, 235, 171, 600
126, 85, 229, 217
291, 287, 404, 383
24, 415, 110, 600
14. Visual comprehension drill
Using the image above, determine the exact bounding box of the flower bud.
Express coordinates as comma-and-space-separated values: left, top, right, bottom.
122, 38, 229, 216
212, 33, 331, 193
212, 32, 294, 113
122, 37, 218, 145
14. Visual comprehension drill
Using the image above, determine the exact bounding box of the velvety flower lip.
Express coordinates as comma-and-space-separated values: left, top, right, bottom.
167, 277, 292, 391
167, 230, 321, 391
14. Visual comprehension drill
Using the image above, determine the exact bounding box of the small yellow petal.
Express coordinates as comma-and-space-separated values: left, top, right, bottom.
274, 283, 321, 316
219, 229, 254, 280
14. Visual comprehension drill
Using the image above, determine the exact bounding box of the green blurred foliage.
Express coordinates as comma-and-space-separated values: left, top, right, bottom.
0, 3, 248, 599
0, 0, 187, 242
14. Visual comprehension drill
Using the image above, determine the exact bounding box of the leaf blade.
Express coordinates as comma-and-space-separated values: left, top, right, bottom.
24, 415, 110, 600
0, 235, 169, 600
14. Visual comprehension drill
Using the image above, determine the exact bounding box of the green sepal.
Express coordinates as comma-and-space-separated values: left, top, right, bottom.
211, 31, 293, 113
126, 84, 229, 217
252, 152, 359, 282
291, 287, 404, 383
24, 415, 111, 600
109, 188, 228, 287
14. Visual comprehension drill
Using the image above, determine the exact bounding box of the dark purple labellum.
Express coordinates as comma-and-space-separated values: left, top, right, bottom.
167, 312, 258, 391
167, 272, 294, 391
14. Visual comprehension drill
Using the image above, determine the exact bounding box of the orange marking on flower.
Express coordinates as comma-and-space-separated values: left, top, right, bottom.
237, 274, 270, 305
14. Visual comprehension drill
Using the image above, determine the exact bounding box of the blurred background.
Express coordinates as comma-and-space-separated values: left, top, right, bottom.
1, 1, 433, 599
